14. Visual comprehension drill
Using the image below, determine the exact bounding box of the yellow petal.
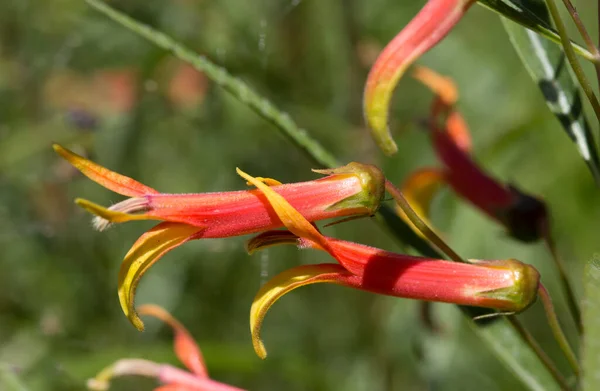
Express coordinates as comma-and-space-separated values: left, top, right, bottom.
118, 222, 204, 331
236, 168, 328, 250
245, 177, 283, 186
53, 144, 158, 196
398, 168, 446, 238
75, 198, 153, 230
250, 263, 350, 359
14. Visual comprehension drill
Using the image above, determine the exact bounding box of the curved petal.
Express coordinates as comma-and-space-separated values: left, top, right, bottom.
246, 230, 300, 254
244, 177, 282, 186
363, 0, 473, 155
75, 198, 154, 230
118, 222, 205, 331
236, 168, 328, 251
138, 304, 207, 377
53, 144, 158, 196
397, 168, 446, 238
250, 263, 352, 359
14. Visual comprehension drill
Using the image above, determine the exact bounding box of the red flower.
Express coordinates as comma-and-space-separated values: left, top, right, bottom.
363, 0, 475, 155
238, 170, 540, 359
54, 144, 385, 330
87, 304, 244, 391
399, 67, 549, 243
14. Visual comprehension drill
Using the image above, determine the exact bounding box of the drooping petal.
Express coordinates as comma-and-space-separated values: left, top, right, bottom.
53, 144, 158, 196
138, 304, 207, 378
397, 168, 446, 237
251, 256, 540, 358
244, 177, 282, 186
363, 0, 474, 155
236, 168, 329, 251
250, 263, 352, 359
76, 198, 153, 230
118, 222, 205, 331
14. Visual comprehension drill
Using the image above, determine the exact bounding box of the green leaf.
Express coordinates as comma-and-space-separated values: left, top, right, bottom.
468, 317, 562, 391
502, 20, 600, 185
582, 258, 600, 391
477, 0, 595, 62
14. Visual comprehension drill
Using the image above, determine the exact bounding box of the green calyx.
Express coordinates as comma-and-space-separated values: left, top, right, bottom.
477, 259, 540, 313
314, 162, 385, 216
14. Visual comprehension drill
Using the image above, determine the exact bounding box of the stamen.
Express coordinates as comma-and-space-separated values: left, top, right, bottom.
92, 197, 150, 231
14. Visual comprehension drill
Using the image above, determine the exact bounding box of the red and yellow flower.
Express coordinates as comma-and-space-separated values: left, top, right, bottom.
54, 145, 385, 330
238, 169, 540, 359
398, 67, 549, 243
364, 0, 474, 155
87, 304, 244, 391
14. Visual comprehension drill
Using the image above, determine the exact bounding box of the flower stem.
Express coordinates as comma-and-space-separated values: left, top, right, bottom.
543, 229, 582, 334
545, 0, 600, 129
538, 283, 580, 377
506, 316, 573, 391
384, 179, 467, 264
559, 0, 600, 86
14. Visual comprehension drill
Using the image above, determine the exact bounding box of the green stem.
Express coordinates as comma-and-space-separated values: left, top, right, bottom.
384, 179, 467, 264
506, 316, 573, 391
559, 0, 600, 85
85, 0, 339, 169
538, 284, 580, 377
545, 0, 600, 128
543, 227, 582, 334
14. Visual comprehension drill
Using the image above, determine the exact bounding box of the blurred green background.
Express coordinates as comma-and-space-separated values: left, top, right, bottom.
1, 0, 598, 390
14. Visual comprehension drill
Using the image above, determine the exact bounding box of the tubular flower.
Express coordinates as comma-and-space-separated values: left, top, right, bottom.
238, 169, 540, 359
53, 144, 385, 330
364, 0, 474, 155
398, 67, 549, 243
87, 304, 245, 391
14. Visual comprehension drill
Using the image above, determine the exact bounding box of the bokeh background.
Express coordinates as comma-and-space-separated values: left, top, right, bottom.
1, 0, 598, 390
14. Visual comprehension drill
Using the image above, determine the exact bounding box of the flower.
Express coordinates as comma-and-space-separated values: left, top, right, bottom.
53, 144, 385, 330
87, 304, 244, 391
238, 169, 540, 359
398, 67, 549, 243
363, 0, 474, 155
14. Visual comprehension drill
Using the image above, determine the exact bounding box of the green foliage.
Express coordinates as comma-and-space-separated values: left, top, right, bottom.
582, 257, 600, 391
0, 0, 597, 390
478, 0, 593, 61
503, 20, 600, 185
